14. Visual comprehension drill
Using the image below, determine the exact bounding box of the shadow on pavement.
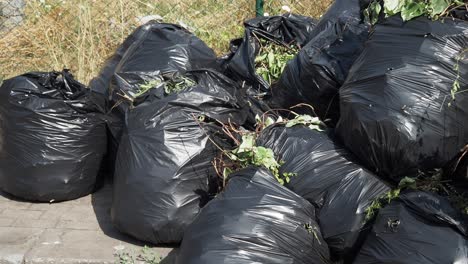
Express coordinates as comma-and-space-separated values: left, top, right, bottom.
91, 182, 179, 263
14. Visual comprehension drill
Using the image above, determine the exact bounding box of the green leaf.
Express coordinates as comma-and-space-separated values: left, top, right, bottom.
384, 0, 405, 16
400, 2, 426, 21
399, 177, 417, 189
268, 51, 275, 67
285, 115, 324, 130
429, 0, 450, 17
254, 53, 267, 63
264, 117, 276, 127
223, 167, 233, 179
236, 133, 256, 154
364, 1, 382, 24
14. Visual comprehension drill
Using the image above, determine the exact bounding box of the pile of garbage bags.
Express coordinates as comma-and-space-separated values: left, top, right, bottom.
257, 124, 390, 258
0, 0, 467, 263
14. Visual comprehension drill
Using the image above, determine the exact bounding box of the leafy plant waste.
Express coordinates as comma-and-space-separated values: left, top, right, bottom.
135, 76, 197, 98
365, 170, 468, 220
364, 0, 467, 23
254, 39, 299, 86
210, 112, 324, 187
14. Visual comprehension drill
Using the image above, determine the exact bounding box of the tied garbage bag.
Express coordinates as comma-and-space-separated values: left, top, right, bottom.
354, 191, 468, 264
222, 13, 316, 127
272, 0, 371, 123
336, 16, 468, 181
111, 70, 247, 244
90, 22, 219, 177
176, 167, 330, 264
110, 22, 219, 116
90, 21, 219, 100
0, 71, 107, 202
257, 125, 390, 258
223, 13, 317, 91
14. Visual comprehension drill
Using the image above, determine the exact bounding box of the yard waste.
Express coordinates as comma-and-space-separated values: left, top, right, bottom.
109, 22, 219, 116
91, 22, 220, 177
0, 71, 107, 202
354, 191, 468, 264
336, 16, 468, 181
111, 69, 247, 244
223, 13, 317, 92
222, 13, 317, 127
257, 124, 390, 259
271, 0, 371, 124
2, 3, 468, 263
176, 167, 330, 264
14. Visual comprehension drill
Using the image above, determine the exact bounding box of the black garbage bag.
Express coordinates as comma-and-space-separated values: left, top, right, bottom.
110, 22, 219, 115
111, 70, 247, 244
336, 16, 468, 181
354, 191, 468, 264
176, 167, 330, 264
91, 22, 219, 178
223, 13, 317, 91
271, 0, 371, 123
0, 71, 107, 202
257, 125, 390, 258
222, 13, 316, 127
89, 22, 150, 97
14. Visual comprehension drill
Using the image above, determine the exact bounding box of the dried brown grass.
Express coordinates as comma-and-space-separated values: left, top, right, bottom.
0, 0, 332, 84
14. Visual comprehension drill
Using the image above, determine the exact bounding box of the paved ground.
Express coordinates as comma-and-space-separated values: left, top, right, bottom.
0, 184, 177, 264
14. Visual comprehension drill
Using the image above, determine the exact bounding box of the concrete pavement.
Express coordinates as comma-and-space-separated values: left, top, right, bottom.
0, 184, 176, 264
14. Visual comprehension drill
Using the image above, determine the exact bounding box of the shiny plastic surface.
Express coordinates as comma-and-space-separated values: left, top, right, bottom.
91, 22, 220, 178
257, 125, 390, 258
336, 16, 468, 180
0, 71, 107, 202
272, 0, 370, 123
354, 191, 468, 264
177, 167, 330, 264
224, 13, 317, 92
111, 70, 247, 244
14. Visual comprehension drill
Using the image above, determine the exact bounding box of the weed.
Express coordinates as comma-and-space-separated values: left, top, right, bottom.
364, 0, 467, 23
365, 170, 468, 221
210, 112, 324, 187
0, 0, 333, 84
115, 246, 161, 264
304, 223, 322, 244
164, 76, 196, 95
255, 39, 299, 86
226, 132, 292, 185
128, 75, 196, 102
135, 79, 163, 98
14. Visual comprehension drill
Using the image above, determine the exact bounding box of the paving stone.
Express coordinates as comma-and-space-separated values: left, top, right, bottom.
0, 218, 15, 227
38, 205, 72, 220
1, 209, 44, 220
0, 184, 176, 264
55, 219, 101, 231
0, 200, 32, 210
12, 219, 58, 229
59, 206, 97, 221
24, 229, 174, 264
0, 227, 43, 264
